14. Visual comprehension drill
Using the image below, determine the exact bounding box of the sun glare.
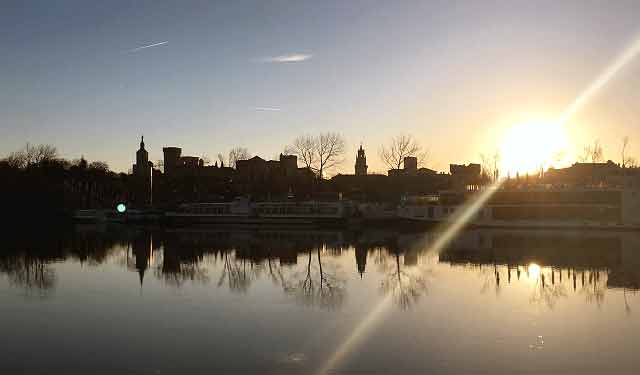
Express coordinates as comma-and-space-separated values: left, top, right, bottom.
500, 120, 568, 176
528, 263, 541, 279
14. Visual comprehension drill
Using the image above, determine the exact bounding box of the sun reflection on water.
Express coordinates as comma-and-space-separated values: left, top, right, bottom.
528, 263, 541, 280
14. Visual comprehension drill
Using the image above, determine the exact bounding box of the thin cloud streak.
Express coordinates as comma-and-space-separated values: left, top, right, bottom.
253, 107, 282, 111
129, 41, 168, 53
254, 53, 312, 63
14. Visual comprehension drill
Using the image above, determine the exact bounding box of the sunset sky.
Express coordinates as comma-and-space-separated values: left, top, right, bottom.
2, 0, 640, 174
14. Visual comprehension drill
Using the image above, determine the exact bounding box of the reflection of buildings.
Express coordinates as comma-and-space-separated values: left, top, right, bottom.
131, 231, 153, 285
439, 228, 640, 290
355, 245, 367, 277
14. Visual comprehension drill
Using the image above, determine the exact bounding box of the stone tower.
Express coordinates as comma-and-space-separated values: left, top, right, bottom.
132, 136, 152, 206
355, 145, 368, 176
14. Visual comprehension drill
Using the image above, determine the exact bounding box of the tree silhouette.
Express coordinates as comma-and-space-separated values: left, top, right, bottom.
579, 139, 604, 163
281, 247, 346, 309
217, 251, 254, 293
379, 251, 429, 310
0, 255, 56, 295
528, 268, 568, 309
379, 134, 428, 171
286, 132, 345, 178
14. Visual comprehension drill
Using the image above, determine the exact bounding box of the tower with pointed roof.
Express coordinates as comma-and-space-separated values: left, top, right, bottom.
355, 144, 368, 176
132, 135, 152, 206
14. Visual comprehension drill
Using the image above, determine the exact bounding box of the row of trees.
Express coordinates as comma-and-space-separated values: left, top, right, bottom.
285, 132, 429, 178
2, 143, 112, 173
578, 137, 638, 167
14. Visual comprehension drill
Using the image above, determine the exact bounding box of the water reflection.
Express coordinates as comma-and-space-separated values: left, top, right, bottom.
282, 247, 346, 309
1, 224, 639, 311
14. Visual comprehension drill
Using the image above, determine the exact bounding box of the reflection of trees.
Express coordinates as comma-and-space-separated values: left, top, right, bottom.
579, 269, 606, 307
528, 269, 568, 309
266, 257, 285, 286
156, 248, 210, 288
623, 289, 635, 315
380, 252, 429, 310
282, 247, 345, 309
217, 251, 254, 293
0, 255, 56, 294
478, 264, 503, 297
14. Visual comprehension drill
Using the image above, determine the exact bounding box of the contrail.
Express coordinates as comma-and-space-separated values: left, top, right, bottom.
129, 41, 168, 53
253, 107, 282, 111
253, 53, 312, 63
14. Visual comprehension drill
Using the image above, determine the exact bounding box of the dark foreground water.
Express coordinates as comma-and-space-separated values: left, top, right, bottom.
1, 224, 639, 374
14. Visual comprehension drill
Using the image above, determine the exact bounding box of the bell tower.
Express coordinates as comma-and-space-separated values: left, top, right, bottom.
132, 135, 152, 206
355, 144, 368, 176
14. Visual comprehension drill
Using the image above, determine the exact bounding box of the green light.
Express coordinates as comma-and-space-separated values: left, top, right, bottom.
116, 203, 127, 213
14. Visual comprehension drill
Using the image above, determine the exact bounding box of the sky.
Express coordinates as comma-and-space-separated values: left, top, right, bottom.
2, 0, 640, 174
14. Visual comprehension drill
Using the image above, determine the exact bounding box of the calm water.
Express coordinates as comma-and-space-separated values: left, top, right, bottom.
1, 224, 639, 374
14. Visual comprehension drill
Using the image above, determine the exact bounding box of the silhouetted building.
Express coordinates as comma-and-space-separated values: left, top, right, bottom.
404, 156, 417, 173
450, 163, 482, 190
355, 145, 368, 176
388, 156, 419, 177
236, 154, 314, 199
544, 161, 638, 188
162, 147, 182, 176
132, 136, 152, 206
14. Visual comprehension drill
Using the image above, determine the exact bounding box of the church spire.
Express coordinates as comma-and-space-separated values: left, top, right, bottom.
140, 135, 145, 150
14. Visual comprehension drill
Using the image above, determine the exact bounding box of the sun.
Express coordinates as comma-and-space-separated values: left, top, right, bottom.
500, 119, 568, 176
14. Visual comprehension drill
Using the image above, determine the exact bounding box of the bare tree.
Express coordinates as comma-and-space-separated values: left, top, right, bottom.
4, 143, 58, 169
228, 147, 251, 168
88, 161, 109, 172
620, 136, 637, 168
285, 135, 317, 171
492, 150, 501, 181
286, 133, 346, 178
5, 151, 28, 169
479, 150, 501, 182
155, 159, 164, 173
379, 134, 427, 171
199, 154, 211, 166
579, 139, 604, 163
29, 144, 58, 165
217, 153, 226, 167
622, 136, 630, 168
316, 132, 345, 179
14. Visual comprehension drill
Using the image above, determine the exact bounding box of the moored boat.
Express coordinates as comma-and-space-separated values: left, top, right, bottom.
397, 186, 640, 230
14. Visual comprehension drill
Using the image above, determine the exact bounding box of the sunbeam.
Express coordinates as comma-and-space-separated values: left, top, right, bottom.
559, 32, 640, 126
317, 30, 640, 374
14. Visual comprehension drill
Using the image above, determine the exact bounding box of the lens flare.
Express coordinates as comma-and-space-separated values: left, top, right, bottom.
317, 31, 640, 375
528, 263, 541, 279
559, 32, 640, 127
